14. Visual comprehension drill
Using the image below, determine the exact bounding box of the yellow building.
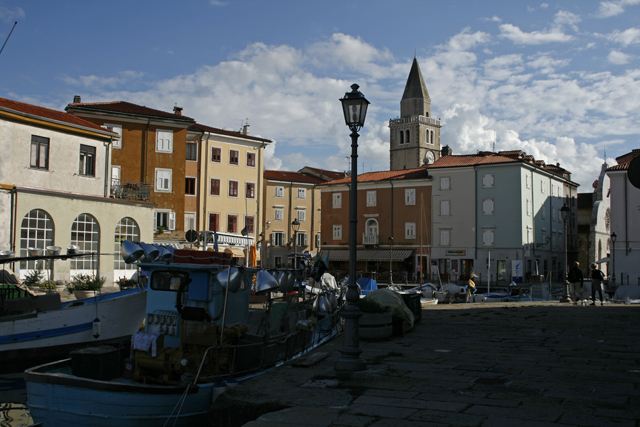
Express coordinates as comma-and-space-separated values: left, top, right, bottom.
262, 168, 345, 268
189, 124, 271, 258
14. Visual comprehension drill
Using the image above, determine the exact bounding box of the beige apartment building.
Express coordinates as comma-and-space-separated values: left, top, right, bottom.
262, 168, 345, 268
191, 123, 271, 257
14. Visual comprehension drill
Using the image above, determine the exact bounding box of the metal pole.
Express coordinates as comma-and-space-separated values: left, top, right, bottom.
389, 237, 393, 285
294, 230, 297, 270
560, 218, 570, 302
335, 130, 366, 372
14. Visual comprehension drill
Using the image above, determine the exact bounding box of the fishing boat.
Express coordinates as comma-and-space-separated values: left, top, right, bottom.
0, 250, 147, 369
25, 241, 343, 427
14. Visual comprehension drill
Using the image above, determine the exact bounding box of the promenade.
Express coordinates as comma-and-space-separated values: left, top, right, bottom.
214, 301, 640, 427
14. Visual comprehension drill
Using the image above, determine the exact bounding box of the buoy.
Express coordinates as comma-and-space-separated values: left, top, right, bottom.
92, 317, 101, 338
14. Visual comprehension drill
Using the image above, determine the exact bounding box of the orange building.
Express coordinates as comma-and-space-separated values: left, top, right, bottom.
66, 98, 196, 242
320, 168, 432, 283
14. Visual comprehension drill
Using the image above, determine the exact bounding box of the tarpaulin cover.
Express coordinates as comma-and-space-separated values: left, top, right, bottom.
356, 278, 378, 296
363, 288, 414, 333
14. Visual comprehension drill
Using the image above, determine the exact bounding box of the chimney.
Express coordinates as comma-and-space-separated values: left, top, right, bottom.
243, 124, 250, 136
441, 145, 452, 157
173, 105, 183, 116
73, 95, 81, 104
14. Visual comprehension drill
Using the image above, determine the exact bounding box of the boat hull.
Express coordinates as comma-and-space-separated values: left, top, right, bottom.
1, 289, 146, 365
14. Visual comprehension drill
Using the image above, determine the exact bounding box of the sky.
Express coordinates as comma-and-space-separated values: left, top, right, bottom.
1, 0, 639, 190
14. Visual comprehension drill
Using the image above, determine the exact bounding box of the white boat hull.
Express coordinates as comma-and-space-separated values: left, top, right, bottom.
1, 289, 146, 360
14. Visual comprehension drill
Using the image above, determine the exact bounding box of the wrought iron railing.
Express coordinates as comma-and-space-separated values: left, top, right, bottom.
362, 233, 379, 245
111, 179, 152, 201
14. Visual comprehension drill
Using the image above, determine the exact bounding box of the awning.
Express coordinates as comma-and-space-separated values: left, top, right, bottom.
224, 247, 246, 258
318, 249, 413, 262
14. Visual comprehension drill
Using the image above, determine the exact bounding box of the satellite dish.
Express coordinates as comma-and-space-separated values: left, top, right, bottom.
122, 241, 143, 264
185, 229, 198, 243
627, 156, 640, 189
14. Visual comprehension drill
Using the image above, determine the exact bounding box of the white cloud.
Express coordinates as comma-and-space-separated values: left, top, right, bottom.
605, 27, 640, 46
62, 71, 145, 88
527, 54, 571, 74
596, 0, 640, 18
446, 28, 491, 51
0, 5, 24, 22
499, 23, 573, 45
608, 50, 631, 64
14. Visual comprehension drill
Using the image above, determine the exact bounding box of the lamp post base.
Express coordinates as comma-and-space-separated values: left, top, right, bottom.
560, 282, 571, 303
334, 303, 367, 372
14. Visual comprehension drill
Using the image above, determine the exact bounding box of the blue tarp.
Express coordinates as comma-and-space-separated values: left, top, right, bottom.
357, 278, 378, 296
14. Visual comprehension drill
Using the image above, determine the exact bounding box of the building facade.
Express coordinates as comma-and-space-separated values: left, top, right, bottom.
428, 150, 579, 285
0, 97, 154, 284
66, 98, 196, 242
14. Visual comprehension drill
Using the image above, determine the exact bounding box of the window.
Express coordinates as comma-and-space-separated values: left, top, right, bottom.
227, 214, 238, 233
526, 199, 532, 216
229, 150, 239, 165
483, 198, 494, 215
295, 232, 308, 247
483, 228, 494, 246
246, 182, 255, 199
186, 142, 197, 161
526, 174, 531, 189
399, 130, 404, 144
274, 208, 283, 221
19, 209, 54, 270
275, 186, 284, 198
405, 189, 415, 205
482, 173, 494, 188
333, 225, 342, 240
333, 193, 342, 208
406, 130, 410, 144
316, 233, 321, 248
526, 227, 533, 244
405, 222, 416, 239
542, 206, 546, 220
70, 213, 100, 270
210, 178, 220, 196
113, 217, 140, 271
211, 147, 221, 163
541, 228, 547, 245
297, 209, 306, 222
103, 124, 122, 149
366, 191, 377, 207
156, 130, 173, 153
184, 213, 196, 232
208, 213, 219, 232
440, 229, 450, 246
440, 200, 450, 216
229, 180, 238, 197
154, 210, 176, 231
298, 188, 306, 199
245, 215, 255, 234
155, 169, 172, 192
440, 177, 450, 190
30, 135, 49, 170
79, 144, 96, 176
541, 180, 545, 193
272, 231, 286, 247
185, 177, 196, 196
246, 152, 256, 167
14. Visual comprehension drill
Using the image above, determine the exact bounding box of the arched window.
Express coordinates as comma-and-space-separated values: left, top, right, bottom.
114, 217, 140, 273
70, 213, 100, 271
20, 209, 54, 271
406, 130, 410, 145
430, 130, 434, 144
399, 130, 404, 144
598, 239, 602, 262
365, 219, 379, 236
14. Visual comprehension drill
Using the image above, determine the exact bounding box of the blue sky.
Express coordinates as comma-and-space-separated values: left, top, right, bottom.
1, 1, 639, 189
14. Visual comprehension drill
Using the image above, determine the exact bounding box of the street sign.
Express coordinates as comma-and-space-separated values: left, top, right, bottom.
185, 229, 198, 243
524, 244, 531, 257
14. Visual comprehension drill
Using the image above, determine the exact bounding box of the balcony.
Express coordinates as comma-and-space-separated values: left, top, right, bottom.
111, 179, 152, 202
362, 233, 379, 246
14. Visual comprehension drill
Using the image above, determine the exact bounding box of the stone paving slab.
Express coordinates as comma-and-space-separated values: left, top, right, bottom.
211, 302, 640, 427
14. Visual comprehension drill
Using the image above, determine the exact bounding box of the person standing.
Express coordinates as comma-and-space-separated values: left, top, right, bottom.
568, 261, 584, 306
590, 263, 605, 306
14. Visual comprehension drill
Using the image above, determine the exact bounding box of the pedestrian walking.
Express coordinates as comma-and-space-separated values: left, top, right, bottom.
568, 261, 584, 306
590, 263, 605, 306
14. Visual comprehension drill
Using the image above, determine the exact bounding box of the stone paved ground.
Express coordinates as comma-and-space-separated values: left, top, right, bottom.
213, 302, 640, 427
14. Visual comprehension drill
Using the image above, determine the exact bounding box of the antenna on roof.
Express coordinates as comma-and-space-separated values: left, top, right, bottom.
0, 22, 17, 57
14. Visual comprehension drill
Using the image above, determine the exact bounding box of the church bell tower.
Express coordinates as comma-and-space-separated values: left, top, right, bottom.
389, 58, 442, 170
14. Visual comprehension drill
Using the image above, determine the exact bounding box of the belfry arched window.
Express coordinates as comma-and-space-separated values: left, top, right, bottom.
405, 130, 410, 145
399, 130, 404, 144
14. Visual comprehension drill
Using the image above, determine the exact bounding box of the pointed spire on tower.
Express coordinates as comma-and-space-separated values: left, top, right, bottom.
400, 57, 431, 118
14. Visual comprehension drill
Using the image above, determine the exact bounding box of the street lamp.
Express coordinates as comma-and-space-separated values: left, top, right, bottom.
335, 84, 369, 372
292, 219, 300, 270
560, 204, 571, 303
611, 232, 617, 287
388, 236, 394, 285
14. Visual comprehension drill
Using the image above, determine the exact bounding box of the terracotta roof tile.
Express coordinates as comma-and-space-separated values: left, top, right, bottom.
607, 162, 630, 171
66, 100, 195, 122
299, 166, 346, 181
427, 153, 519, 168
189, 123, 271, 143
0, 97, 118, 136
323, 167, 430, 185
264, 170, 324, 184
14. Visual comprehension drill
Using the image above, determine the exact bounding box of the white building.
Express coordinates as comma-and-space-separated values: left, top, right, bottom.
0, 97, 154, 284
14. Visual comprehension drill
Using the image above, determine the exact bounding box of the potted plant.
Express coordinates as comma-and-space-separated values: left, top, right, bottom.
40, 280, 65, 294
358, 298, 393, 341
66, 274, 105, 299
23, 270, 44, 289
